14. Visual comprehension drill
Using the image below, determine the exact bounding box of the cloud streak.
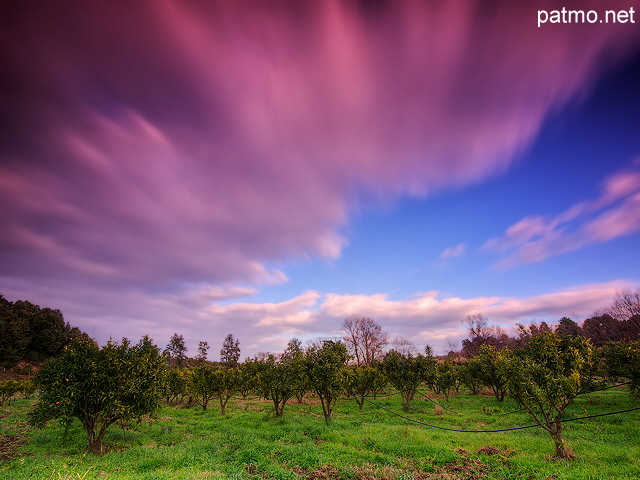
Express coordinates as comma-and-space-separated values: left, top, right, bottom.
486, 160, 640, 268
2, 1, 638, 288
1, 1, 639, 349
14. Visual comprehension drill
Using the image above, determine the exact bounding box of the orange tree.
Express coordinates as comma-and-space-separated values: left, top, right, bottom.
505, 331, 594, 459
253, 354, 298, 416
475, 344, 510, 401
304, 340, 350, 423
187, 364, 217, 411
381, 350, 434, 411
30, 336, 166, 454
345, 364, 386, 410
209, 365, 239, 416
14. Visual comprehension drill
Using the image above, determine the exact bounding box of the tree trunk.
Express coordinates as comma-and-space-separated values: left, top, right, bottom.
85, 421, 108, 454
550, 422, 575, 459
319, 395, 332, 424
219, 395, 231, 416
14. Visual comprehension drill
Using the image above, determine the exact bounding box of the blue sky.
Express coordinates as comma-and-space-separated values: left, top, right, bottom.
1, 1, 639, 358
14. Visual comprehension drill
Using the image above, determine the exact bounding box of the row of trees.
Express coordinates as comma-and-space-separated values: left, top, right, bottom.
27, 328, 639, 458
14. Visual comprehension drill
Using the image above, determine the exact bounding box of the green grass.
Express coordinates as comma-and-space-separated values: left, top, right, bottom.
1, 389, 639, 479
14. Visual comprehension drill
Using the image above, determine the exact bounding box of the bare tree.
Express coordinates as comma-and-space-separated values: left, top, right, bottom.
462, 314, 512, 357
342, 316, 388, 366
465, 314, 497, 341
388, 336, 416, 357
605, 289, 640, 321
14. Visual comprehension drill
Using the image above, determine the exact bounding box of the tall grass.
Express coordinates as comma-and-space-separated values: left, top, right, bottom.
1, 388, 638, 479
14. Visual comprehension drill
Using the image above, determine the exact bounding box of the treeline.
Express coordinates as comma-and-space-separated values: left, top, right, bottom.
0, 294, 88, 370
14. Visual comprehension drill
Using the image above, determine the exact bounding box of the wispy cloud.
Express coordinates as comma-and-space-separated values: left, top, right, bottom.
486, 160, 640, 269
440, 244, 467, 260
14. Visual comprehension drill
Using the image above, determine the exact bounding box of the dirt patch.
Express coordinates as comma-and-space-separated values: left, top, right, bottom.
433, 458, 488, 480
292, 464, 342, 479
291, 459, 488, 480
477, 445, 514, 457
0, 432, 29, 461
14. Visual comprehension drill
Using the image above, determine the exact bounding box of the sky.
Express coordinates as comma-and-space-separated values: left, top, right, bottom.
1, 1, 640, 360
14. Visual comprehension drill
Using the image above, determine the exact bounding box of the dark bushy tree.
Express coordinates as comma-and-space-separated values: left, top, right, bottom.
220, 334, 240, 368
555, 317, 583, 338
164, 333, 187, 368
0, 296, 80, 368
30, 336, 166, 454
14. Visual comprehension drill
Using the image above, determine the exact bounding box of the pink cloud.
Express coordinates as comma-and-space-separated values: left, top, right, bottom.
487, 161, 640, 269
3, 279, 627, 359
1, 2, 639, 350
2, 1, 638, 293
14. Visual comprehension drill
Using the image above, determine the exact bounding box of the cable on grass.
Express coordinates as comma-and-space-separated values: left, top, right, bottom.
356, 393, 640, 433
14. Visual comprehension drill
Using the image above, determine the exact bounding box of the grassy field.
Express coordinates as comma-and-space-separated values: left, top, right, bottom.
1, 388, 638, 479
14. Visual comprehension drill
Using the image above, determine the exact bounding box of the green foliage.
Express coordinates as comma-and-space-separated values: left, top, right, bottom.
0, 297, 82, 368
187, 364, 240, 415
253, 354, 297, 416
186, 365, 216, 410
282, 338, 309, 402
17, 378, 37, 398
629, 339, 640, 395
475, 344, 510, 401
430, 359, 459, 399
599, 340, 640, 394
345, 365, 387, 409
0, 380, 22, 406
164, 368, 188, 404
381, 350, 433, 411
220, 334, 240, 368
304, 341, 349, 423
505, 331, 594, 459
208, 364, 240, 415
29, 336, 167, 454
236, 359, 258, 398
459, 357, 483, 395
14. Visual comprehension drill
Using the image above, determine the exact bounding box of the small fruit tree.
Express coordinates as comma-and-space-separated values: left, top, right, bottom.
30, 336, 167, 454
505, 331, 594, 459
304, 340, 349, 423
253, 354, 297, 417
382, 350, 433, 411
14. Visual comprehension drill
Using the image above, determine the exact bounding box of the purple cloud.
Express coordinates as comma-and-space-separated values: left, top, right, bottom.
1, 1, 639, 351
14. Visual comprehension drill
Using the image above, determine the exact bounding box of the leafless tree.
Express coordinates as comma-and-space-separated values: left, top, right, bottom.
342, 316, 388, 366
604, 289, 640, 321
387, 336, 416, 357
464, 313, 501, 340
